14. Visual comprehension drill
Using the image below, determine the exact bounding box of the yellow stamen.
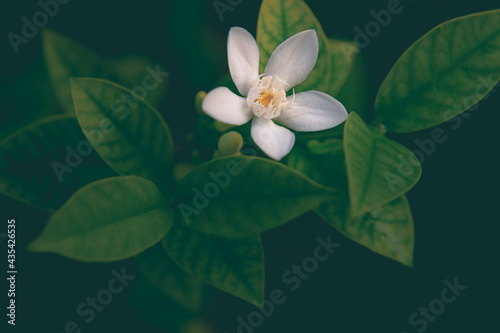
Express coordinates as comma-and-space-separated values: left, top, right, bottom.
254, 90, 275, 107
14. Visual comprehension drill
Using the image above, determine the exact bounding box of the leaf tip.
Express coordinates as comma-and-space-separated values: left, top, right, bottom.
26, 238, 44, 253
251, 298, 264, 308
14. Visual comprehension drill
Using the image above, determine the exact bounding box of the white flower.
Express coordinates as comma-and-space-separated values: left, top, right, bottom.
202, 27, 348, 160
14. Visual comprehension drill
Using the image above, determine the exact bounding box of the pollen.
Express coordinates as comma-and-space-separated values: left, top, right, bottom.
255, 90, 276, 108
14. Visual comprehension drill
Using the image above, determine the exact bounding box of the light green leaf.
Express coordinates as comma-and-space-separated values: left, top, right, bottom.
70, 78, 174, 193
256, 0, 331, 92
42, 29, 168, 113
0, 114, 115, 211
136, 245, 206, 313
163, 224, 264, 304
317, 195, 414, 267
344, 112, 421, 217
175, 156, 338, 237
287, 140, 414, 266
373, 9, 500, 132
28, 176, 172, 262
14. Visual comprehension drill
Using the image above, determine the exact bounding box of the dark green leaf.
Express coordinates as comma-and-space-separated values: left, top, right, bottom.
164, 224, 264, 304
175, 156, 338, 237
317, 195, 414, 266
326, 39, 358, 96
287, 141, 414, 266
0, 115, 115, 210
0, 57, 58, 140
136, 245, 206, 313
335, 48, 370, 121
287, 138, 347, 190
43, 28, 168, 113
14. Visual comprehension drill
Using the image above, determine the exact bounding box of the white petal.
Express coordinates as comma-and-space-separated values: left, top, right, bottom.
251, 117, 295, 161
228, 27, 260, 96
277, 91, 348, 131
264, 30, 319, 91
202, 87, 253, 125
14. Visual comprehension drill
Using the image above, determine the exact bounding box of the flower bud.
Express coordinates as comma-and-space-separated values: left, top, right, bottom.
217, 131, 243, 156
195, 91, 207, 114
173, 162, 196, 182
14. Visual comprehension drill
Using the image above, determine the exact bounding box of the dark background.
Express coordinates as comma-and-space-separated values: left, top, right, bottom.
1, 0, 499, 332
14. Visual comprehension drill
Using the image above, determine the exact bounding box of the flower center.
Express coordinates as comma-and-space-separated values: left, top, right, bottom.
255, 90, 276, 108
247, 76, 290, 119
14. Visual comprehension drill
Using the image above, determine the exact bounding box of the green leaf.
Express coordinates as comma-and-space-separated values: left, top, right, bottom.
28, 176, 172, 262
317, 195, 414, 267
0, 114, 115, 211
42, 29, 168, 113
256, 0, 331, 92
70, 78, 174, 193
373, 9, 500, 132
136, 245, 206, 313
163, 224, 264, 304
287, 140, 414, 266
175, 156, 338, 237
344, 112, 421, 217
